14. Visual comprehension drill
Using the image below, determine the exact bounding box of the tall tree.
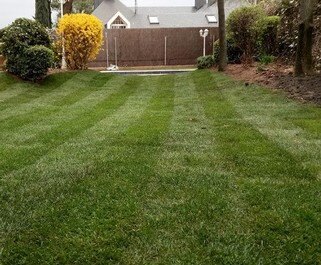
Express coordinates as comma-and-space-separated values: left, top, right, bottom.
51, 0, 94, 15
217, 0, 227, 71
73, 0, 94, 13
51, 0, 74, 15
35, 0, 52, 28
63, 0, 74, 14
295, 0, 317, 76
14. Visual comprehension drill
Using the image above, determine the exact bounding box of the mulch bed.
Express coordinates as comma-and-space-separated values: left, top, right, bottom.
222, 64, 321, 106
273, 74, 321, 105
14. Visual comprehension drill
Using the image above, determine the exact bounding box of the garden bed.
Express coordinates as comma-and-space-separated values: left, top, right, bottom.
223, 64, 321, 105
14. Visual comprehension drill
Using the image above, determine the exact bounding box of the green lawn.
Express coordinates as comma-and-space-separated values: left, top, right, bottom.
0, 70, 321, 264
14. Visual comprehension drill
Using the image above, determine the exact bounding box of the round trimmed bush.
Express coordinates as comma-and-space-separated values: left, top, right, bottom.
20, 46, 54, 81
1, 18, 53, 81
197, 55, 215, 69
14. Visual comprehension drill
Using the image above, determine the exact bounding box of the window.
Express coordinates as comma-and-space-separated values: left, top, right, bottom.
149, 16, 159, 24
111, 16, 127, 29
206, 15, 217, 23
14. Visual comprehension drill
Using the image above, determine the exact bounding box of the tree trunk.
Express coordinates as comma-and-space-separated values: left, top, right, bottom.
48, 0, 52, 27
295, 22, 305, 76
304, 9, 314, 75
217, 0, 227, 71
295, 0, 316, 76
63, 0, 74, 14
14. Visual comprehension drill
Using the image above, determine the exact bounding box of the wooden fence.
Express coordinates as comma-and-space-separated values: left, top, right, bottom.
90, 27, 219, 67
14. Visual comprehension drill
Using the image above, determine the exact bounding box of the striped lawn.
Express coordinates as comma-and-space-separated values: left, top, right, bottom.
0, 70, 321, 264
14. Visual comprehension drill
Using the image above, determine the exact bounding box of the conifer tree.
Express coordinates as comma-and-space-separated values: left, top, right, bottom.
35, 0, 52, 28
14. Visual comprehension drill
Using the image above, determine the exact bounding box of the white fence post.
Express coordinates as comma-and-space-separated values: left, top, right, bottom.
164, 36, 167, 66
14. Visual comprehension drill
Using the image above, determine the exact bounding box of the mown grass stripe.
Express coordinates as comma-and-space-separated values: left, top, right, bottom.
0, 85, 31, 103
216, 74, 321, 178
193, 70, 312, 181
120, 73, 236, 264
0, 76, 175, 264
0, 72, 98, 121
0, 74, 118, 142
0, 73, 19, 92
0, 72, 112, 132
127, 73, 261, 264
0, 70, 321, 264
0, 75, 141, 176
0, 75, 159, 226
0, 72, 77, 110
193, 70, 321, 264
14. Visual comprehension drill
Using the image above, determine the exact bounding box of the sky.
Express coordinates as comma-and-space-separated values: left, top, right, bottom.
0, 0, 195, 28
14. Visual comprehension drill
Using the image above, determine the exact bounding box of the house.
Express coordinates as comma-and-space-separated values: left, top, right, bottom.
91, 0, 245, 67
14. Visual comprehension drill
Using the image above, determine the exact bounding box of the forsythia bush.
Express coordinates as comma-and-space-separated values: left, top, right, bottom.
57, 14, 103, 70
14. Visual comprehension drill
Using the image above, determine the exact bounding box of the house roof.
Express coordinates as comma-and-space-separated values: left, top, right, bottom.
93, 0, 246, 29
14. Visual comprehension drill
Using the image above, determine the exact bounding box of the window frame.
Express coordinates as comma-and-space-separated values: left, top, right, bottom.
148, 16, 160, 24
206, 15, 217, 23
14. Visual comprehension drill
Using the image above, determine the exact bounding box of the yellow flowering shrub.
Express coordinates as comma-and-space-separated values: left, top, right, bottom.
57, 14, 103, 70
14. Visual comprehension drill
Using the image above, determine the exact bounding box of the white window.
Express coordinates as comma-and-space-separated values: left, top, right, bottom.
149, 16, 159, 24
206, 15, 217, 23
111, 16, 127, 29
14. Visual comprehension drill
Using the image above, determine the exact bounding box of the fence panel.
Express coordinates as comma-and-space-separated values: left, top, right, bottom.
90, 27, 218, 67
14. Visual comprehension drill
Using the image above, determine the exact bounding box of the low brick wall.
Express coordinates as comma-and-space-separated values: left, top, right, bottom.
90, 27, 218, 67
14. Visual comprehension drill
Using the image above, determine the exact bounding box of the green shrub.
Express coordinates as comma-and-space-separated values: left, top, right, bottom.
259, 54, 275, 65
197, 55, 215, 69
257, 16, 281, 56
1, 18, 52, 81
213, 38, 243, 64
0, 27, 5, 55
5, 46, 54, 81
0, 27, 5, 42
227, 6, 265, 63
213, 41, 220, 64
0, 28, 4, 37
20, 46, 53, 81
